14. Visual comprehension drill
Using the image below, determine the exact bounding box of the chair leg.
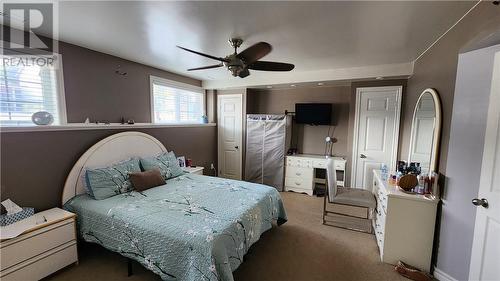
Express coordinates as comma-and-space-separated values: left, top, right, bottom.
323, 177, 329, 225
127, 258, 133, 277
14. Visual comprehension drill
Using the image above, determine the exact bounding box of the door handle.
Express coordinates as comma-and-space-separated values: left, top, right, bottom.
472, 198, 489, 208
235, 146, 239, 150
360, 154, 367, 158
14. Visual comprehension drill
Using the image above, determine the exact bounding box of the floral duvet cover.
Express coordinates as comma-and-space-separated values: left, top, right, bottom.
64, 174, 287, 281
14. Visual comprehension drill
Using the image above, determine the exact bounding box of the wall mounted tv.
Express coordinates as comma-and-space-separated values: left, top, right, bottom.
295, 103, 332, 125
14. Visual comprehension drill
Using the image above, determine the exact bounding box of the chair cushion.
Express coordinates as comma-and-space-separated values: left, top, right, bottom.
331, 187, 376, 209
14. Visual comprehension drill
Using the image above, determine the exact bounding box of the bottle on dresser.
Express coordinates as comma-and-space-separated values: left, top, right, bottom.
380, 163, 388, 181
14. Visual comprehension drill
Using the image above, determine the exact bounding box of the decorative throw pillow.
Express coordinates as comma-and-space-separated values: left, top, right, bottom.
140, 151, 184, 180
129, 169, 166, 192
85, 158, 141, 200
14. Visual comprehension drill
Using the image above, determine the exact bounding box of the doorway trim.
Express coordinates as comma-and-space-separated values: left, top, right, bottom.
217, 93, 244, 180
350, 86, 402, 187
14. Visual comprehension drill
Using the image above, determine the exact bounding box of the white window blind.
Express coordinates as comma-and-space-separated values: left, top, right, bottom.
151, 77, 204, 124
0, 56, 65, 126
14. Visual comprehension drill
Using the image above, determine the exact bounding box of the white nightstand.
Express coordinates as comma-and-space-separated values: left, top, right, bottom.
0, 208, 78, 281
183, 166, 204, 175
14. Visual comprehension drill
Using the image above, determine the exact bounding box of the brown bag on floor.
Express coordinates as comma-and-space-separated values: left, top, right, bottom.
394, 261, 432, 281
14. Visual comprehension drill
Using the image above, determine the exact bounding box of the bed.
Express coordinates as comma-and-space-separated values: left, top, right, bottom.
61, 132, 287, 281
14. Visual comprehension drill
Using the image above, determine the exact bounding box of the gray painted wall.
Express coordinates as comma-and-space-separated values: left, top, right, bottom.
0, 37, 216, 211
402, 3, 500, 279
247, 80, 407, 186
0, 126, 217, 211
437, 44, 499, 280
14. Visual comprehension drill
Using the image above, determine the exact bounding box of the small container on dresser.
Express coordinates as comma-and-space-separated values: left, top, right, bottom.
372, 170, 438, 272
0, 208, 78, 281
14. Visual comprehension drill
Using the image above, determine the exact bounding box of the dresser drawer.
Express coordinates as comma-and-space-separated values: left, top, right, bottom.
0, 219, 76, 270
286, 166, 313, 179
374, 208, 385, 232
376, 189, 388, 214
285, 177, 313, 189
313, 160, 327, 169
286, 157, 312, 168
1, 242, 77, 281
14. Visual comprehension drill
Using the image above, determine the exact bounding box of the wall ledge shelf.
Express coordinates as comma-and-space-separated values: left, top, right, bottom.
0, 123, 216, 133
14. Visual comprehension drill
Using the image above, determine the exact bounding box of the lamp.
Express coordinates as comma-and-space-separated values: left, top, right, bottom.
325, 136, 338, 158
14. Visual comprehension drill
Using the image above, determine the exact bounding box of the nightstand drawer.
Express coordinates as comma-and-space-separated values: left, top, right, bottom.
1, 242, 77, 281
0, 219, 75, 270
286, 166, 313, 179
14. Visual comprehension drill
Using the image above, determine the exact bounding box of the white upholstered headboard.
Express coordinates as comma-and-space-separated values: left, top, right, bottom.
61, 132, 167, 205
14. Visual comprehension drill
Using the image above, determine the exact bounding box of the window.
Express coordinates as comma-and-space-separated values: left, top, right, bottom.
0, 55, 66, 126
150, 76, 204, 124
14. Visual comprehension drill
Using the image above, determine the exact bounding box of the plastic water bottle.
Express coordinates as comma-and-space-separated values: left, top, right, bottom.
380, 163, 388, 181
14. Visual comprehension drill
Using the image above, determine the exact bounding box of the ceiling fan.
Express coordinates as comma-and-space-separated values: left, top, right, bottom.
177, 38, 294, 78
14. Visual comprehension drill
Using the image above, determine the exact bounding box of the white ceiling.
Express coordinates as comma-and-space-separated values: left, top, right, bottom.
3, 1, 476, 88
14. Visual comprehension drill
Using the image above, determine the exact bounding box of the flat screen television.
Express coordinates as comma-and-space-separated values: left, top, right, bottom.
295, 103, 332, 125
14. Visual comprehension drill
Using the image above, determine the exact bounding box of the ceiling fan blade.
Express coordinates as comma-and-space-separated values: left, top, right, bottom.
238, 68, 250, 78
177, 46, 229, 62
248, 61, 295, 71
187, 63, 223, 71
237, 42, 272, 65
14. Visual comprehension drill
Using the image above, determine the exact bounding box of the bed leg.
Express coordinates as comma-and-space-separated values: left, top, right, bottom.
127, 258, 133, 277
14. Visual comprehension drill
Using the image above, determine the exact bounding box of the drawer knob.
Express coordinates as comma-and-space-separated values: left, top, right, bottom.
296, 173, 301, 176
295, 182, 301, 185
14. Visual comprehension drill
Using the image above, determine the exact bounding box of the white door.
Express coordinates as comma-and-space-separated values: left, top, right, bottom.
351, 86, 402, 189
469, 51, 500, 281
217, 94, 243, 179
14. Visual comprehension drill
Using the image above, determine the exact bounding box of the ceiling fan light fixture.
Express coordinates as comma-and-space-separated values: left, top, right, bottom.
178, 39, 294, 78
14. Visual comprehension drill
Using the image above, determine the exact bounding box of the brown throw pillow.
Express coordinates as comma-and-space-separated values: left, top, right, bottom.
129, 169, 166, 192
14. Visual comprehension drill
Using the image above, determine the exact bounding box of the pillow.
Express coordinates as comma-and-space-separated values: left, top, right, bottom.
129, 169, 166, 192
140, 151, 184, 180
81, 169, 94, 197
85, 158, 141, 200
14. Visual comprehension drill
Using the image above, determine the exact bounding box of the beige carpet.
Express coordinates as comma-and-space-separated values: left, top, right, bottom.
45, 192, 407, 281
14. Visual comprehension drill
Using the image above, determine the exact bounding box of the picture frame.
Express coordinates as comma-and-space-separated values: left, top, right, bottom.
177, 156, 186, 167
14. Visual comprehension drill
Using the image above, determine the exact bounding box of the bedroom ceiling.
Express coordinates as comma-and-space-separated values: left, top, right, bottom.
3, 1, 476, 88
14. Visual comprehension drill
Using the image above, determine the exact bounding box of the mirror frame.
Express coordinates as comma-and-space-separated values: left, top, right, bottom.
408, 88, 442, 173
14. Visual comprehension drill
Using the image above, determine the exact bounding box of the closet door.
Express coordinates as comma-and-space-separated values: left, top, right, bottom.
245, 116, 265, 184
263, 116, 286, 191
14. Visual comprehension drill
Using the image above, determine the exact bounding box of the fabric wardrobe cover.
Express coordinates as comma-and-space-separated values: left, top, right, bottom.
245, 114, 289, 191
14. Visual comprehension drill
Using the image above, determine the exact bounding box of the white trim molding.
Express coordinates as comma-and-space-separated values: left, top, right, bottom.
0, 123, 216, 133
433, 267, 459, 281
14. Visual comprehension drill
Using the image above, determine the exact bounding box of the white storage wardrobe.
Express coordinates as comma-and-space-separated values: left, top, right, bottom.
245, 114, 291, 191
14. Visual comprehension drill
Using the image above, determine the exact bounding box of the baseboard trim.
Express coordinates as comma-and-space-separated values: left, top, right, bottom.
433, 267, 458, 281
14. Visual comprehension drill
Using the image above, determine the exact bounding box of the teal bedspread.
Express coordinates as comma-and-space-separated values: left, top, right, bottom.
64, 174, 287, 281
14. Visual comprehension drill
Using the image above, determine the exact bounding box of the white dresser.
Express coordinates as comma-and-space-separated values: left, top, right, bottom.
285, 154, 346, 195
372, 170, 438, 272
0, 208, 78, 281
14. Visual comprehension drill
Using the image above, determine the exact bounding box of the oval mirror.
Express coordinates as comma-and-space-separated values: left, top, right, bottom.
408, 88, 442, 174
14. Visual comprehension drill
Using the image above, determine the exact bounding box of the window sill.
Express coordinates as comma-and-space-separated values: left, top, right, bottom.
0, 122, 216, 133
